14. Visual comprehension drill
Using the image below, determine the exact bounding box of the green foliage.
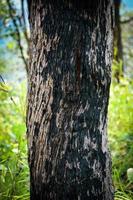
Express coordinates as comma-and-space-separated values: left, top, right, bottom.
108, 78, 133, 200
0, 1, 28, 197
0, 81, 29, 200
127, 168, 133, 183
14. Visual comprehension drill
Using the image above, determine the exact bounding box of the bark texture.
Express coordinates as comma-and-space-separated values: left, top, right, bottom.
27, 0, 114, 199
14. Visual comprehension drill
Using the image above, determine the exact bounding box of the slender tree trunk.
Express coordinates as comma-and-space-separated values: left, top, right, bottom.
27, 0, 114, 199
114, 0, 123, 82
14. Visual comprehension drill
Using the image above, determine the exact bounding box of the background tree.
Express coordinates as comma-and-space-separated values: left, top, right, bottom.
0, 1, 29, 199
113, 0, 123, 82
0, 0, 29, 72
27, 0, 114, 199
113, 0, 133, 82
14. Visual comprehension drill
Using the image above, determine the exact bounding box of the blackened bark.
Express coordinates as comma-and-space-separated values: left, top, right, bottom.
27, 0, 114, 199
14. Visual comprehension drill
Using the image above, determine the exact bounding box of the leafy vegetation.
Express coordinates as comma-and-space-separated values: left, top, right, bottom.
0, 81, 29, 200
108, 78, 133, 200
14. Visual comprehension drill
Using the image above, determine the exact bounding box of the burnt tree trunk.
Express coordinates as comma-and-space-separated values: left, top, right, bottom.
27, 0, 114, 199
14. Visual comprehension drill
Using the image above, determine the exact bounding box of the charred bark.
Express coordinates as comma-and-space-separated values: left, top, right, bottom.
27, 0, 114, 199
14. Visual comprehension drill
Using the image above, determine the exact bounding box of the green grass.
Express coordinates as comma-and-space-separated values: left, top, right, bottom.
108, 78, 133, 200
0, 81, 30, 200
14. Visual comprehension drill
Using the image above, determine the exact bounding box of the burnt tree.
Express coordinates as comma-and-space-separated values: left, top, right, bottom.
27, 0, 114, 199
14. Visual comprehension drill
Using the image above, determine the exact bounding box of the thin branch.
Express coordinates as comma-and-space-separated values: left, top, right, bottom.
0, 75, 5, 84
6, 0, 28, 72
0, 74, 17, 105
0, 88, 9, 92
121, 16, 133, 24
20, 0, 30, 44
0, 32, 17, 38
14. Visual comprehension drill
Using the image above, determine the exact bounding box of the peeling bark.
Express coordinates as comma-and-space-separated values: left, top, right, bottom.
27, 0, 114, 199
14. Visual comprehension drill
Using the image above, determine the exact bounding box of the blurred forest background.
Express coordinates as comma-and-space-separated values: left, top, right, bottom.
0, 0, 133, 199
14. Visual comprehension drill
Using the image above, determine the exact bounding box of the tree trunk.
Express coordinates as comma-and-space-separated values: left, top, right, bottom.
27, 0, 114, 199
114, 0, 123, 82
